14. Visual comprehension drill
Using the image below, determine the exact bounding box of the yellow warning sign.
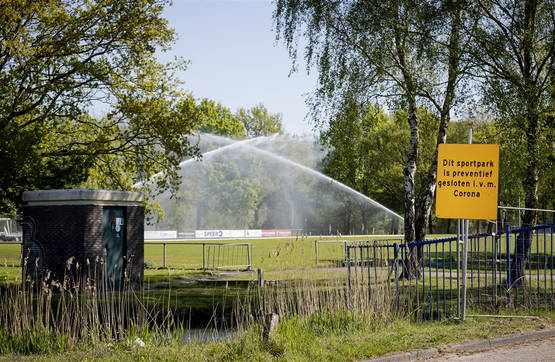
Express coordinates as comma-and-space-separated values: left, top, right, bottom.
435, 144, 499, 220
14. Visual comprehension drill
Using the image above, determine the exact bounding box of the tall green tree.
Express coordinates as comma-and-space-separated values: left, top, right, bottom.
196, 98, 246, 138
468, 0, 554, 224
467, 0, 555, 282
275, 0, 427, 243
236, 103, 284, 137
274, 0, 469, 271
0, 0, 197, 214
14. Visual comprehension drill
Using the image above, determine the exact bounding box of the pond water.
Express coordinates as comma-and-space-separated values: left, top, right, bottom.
181, 328, 238, 344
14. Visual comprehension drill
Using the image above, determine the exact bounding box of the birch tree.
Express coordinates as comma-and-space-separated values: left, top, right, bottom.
274, 1, 470, 276
467, 0, 555, 283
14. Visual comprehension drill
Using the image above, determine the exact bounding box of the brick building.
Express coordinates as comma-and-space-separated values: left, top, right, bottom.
22, 189, 144, 290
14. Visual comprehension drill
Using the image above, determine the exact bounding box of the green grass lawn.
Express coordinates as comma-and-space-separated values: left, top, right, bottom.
0, 243, 20, 267
3, 230, 552, 273
1, 235, 410, 272
143, 235, 401, 270
1, 231, 553, 285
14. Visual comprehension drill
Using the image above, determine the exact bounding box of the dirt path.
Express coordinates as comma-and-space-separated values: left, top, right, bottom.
426, 336, 555, 361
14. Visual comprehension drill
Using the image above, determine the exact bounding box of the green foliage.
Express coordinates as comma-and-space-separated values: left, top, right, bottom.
463, 1, 555, 222
0, 0, 198, 214
195, 98, 246, 138
236, 103, 284, 137
321, 100, 440, 217
447, 118, 554, 214
274, 1, 442, 119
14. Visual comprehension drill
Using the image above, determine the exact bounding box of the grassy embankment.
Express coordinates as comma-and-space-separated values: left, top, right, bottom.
0, 311, 553, 361
1, 233, 554, 360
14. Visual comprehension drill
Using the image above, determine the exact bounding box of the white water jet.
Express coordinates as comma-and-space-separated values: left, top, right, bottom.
240, 144, 402, 220
199, 133, 401, 219
133, 135, 275, 188
145, 133, 403, 234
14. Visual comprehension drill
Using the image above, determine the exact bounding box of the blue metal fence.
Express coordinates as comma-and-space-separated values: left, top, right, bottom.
346, 224, 555, 320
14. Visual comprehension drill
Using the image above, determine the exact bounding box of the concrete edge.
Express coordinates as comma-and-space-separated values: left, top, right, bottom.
362, 328, 555, 362
363, 348, 439, 362
23, 189, 144, 204
444, 328, 555, 353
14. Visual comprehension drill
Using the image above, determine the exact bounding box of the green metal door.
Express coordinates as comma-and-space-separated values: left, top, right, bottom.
102, 207, 125, 290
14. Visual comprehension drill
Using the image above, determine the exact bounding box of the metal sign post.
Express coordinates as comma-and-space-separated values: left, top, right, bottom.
435, 130, 500, 321
460, 129, 472, 321
456, 219, 461, 318
461, 218, 469, 321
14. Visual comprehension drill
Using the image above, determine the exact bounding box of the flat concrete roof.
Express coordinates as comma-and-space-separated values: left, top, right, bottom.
23, 189, 144, 206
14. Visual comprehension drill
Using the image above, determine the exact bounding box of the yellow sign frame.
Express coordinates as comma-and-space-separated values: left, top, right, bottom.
435, 144, 499, 220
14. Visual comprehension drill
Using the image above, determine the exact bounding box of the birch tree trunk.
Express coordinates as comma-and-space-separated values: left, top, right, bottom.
510, 0, 540, 286
403, 100, 420, 278
415, 3, 462, 243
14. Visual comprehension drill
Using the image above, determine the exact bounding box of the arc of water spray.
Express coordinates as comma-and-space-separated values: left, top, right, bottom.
238, 143, 404, 220
137, 133, 403, 221
192, 133, 403, 220
132, 134, 276, 188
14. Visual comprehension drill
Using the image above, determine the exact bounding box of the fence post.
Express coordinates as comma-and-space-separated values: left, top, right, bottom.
461, 219, 469, 321
315, 240, 319, 265
163, 243, 167, 268
460, 127, 472, 321
506, 224, 511, 307
347, 246, 352, 293
202, 243, 206, 270
394, 243, 400, 311
247, 244, 252, 270
456, 219, 461, 319
257, 268, 264, 287
493, 230, 498, 305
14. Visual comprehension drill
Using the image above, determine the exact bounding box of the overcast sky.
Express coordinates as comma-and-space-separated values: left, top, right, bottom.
157, 0, 318, 135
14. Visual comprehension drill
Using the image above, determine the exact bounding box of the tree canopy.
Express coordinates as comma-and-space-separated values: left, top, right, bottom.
466, 0, 555, 226
274, 0, 468, 245
274, 0, 555, 246
0, 0, 199, 214
236, 103, 284, 137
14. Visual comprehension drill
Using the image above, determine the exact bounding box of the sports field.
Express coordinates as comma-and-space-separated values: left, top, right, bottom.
0, 235, 404, 271
2, 232, 553, 272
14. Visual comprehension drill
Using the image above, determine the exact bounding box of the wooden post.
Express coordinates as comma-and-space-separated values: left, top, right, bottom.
257, 268, 264, 287
315, 240, 319, 264
202, 243, 206, 270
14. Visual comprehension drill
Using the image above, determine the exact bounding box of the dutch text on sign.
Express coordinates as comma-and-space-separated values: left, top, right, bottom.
435, 144, 499, 220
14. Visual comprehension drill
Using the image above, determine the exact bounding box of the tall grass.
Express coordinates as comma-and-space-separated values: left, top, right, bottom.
225, 272, 399, 337
0, 256, 175, 354
0, 243, 408, 356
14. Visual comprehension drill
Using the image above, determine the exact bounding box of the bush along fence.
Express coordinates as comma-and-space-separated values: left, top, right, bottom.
346, 224, 555, 321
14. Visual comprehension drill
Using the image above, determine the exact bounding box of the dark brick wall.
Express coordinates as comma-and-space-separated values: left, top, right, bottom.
23, 205, 92, 282
22, 204, 144, 290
